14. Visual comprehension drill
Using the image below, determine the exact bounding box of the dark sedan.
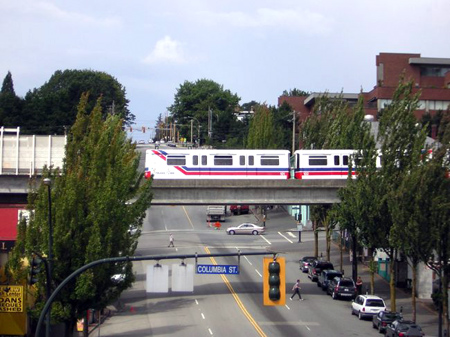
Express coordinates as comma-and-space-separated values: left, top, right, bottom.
385, 320, 424, 337
299, 256, 316, 273
372, 311, 403, 333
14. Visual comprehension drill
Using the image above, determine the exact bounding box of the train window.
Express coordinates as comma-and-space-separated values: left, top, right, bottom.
261, 156, 279, 166
249, 156, 254, 165
202, 155, 207, 165
193, 155, 198, 166
240, 155, 245, 165
214, 156, 233, 165
309, 156, 327, 166
334, 156, 340, 165
167, 156, 186, 165
343, 156, 349, 166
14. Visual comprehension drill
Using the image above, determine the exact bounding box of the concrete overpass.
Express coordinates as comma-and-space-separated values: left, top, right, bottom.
1, 175, 347, 205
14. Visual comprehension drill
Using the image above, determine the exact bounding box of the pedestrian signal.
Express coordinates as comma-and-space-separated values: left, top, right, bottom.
263, 256, 285, 306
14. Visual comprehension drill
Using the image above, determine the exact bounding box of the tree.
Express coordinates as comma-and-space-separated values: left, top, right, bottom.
20, 69, 133, 135
167, 79, 241, 147
281, 88, 309, 97
246, 104, 277, 149
8, 93, 152, 336
0, 71, 23, 127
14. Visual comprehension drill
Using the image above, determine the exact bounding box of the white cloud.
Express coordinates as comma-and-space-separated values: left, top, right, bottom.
142, 36, 187, 65
194, 7, 332, 35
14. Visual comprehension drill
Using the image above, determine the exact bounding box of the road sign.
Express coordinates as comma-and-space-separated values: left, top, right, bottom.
196, 264, 239, 274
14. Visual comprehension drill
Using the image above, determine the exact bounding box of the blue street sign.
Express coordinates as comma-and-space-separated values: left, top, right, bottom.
196, 264, 240, 275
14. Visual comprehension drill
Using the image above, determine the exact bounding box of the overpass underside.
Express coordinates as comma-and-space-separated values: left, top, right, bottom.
150, 179, 347, 205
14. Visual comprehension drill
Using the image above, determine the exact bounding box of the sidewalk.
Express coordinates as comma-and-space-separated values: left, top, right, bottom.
256, 206, 441, 337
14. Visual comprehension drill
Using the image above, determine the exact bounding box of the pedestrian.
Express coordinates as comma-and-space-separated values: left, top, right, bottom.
356, 276, 363, 295
168, 233, 175, 247
290, 279, 304, 300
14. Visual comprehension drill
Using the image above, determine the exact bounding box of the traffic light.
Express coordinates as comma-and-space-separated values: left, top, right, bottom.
29, 256, 42, 286
263, 256, 285, 306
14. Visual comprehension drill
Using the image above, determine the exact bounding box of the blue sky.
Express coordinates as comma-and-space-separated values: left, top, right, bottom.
1, 0, 450, 140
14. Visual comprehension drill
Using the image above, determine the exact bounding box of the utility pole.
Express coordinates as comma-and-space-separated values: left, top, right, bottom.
292, 110, 296, 154
190, 119, 194, 144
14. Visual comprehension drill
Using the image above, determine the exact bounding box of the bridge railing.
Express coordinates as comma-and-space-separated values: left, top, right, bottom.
0, 127, 66, 176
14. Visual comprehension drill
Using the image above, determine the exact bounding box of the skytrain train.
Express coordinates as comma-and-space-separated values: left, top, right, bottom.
144, 148, 371, 180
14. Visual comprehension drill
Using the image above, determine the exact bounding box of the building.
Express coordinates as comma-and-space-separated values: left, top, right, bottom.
279, 52, 450, 128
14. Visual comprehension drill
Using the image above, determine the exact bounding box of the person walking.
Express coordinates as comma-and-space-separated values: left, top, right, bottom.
290, 279, 303, 300
356, 276, 363, 295
168, 233, 175, 247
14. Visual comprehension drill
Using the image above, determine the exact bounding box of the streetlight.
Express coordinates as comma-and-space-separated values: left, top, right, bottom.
42, 178, 53, 337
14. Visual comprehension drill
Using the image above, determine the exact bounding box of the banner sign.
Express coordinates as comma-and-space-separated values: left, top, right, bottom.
0, 285, 23, 313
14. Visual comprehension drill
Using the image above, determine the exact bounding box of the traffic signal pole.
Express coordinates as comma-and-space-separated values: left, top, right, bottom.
35, 251, 274, 337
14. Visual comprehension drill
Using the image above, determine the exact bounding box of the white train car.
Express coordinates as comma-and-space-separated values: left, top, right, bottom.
293, 149, 358, 179
145, 149, 291, 179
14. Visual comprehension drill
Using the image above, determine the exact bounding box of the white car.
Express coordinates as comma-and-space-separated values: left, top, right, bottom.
351, 295, 387, 320
226, 223, 265, 235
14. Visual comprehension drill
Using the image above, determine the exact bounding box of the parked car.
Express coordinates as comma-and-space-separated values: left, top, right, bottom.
226, 223, 265, 235
384, 319, 424, 337
351, 294, 387, 320
372, 311, 403, 333
299, 256, 316, 273
230, 204, 250, 215
327, 277, 358, 300
308, 260, 334, 281
138, 140, 145, 144
318, 269, 342, 290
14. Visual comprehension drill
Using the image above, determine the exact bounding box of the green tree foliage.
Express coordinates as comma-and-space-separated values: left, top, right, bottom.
167, 79, 243, 147
246, 104, 277, 149
281, 88, 309, 97
0, 71, 23, 127
19, 69, 133, 135
8, 93, 152, 335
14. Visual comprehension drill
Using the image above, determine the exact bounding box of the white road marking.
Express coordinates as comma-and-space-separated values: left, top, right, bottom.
261, 235, 271, 245
201, 313, 205, 319
278, 232, 293, 243
285, 304, 290, 310
244, 256, 252, 265
255, 269, 262, 277
208, 328, 213, 335
195, 299, 199, 305
287, 232, 296, 238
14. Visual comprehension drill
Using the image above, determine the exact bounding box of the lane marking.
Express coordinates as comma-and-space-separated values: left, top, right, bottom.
261, 235, 271, 245
287, 232, 296, 238
208, 328, 213, 335
285, 304, 290, 310
201, 313, 205, 319
195, 299, 199, 305
204, 247, 267, 337
278, 232, 293, 243
244, 256, 253, 266
255, 269, 262, 277
182, 206, 195, 229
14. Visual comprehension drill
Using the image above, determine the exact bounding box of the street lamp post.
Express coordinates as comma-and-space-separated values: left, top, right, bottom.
42, 178, 53, 337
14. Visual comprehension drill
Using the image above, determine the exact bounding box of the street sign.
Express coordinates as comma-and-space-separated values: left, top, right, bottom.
0, 285, 23, 313
196, 264, 239, 274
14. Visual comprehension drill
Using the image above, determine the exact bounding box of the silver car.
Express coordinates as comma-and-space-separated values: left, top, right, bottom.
226, 223, 265, 235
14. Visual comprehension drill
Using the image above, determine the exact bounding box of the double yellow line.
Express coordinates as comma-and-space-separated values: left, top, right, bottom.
204, 247, 267, 337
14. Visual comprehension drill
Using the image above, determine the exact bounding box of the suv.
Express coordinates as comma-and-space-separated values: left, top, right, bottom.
372, 311, 403, 333
351, 295, 386, 320
308, 260, 334, 282
318, 269, 342, 290
385, 319, 424, 337
327, 277, 358, 300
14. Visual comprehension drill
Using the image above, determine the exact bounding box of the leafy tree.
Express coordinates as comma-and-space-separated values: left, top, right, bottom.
376, 79, 426, 311
281, 88, 309, 97
246, 104, 277, 149
8, 93, 152, 336
167, 79, 241, 147
20, 69, 133, 135
0, 71, 23, 127
240, 100, 259, 112
273, 101, 294, 151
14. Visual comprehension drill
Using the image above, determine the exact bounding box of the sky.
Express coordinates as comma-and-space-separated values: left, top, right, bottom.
1, 0, 450, 141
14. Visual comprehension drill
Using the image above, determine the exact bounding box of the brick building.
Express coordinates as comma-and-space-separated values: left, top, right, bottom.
279, 52, 450, 126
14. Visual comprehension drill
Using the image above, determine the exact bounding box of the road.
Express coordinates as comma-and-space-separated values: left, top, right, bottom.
97, 205, 386, 337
